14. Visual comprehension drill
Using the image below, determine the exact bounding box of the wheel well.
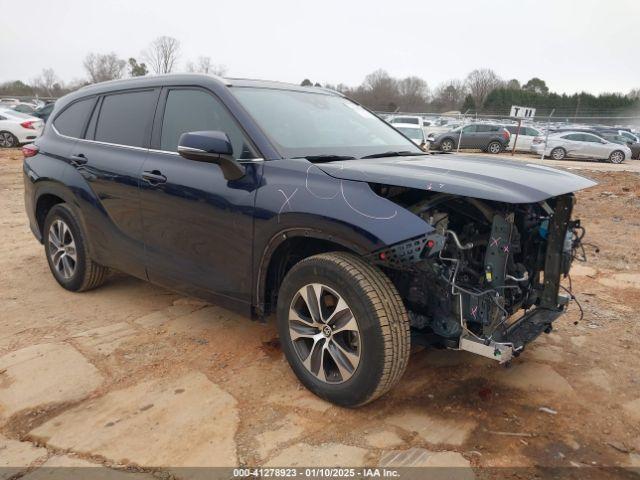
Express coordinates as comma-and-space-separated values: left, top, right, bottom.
35, 194, 65, 236
262, 237, 350, 315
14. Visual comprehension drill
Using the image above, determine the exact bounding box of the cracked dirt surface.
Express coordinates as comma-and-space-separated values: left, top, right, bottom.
1, 148, 640, 478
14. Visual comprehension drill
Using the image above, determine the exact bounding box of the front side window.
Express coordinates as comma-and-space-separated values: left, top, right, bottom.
160, 89, 255, 159
563, 134, 582, 141
95, 90, 157, 147
53, 98, 95, 138
582, 134, 602, 143
231, 87, 421, 159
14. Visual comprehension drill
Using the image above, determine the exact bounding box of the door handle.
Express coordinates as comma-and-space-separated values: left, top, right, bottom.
142, 170, 167, 185
70, 154, 88, 166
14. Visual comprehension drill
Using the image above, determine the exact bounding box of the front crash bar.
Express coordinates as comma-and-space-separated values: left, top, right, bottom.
458, 292, 570, 363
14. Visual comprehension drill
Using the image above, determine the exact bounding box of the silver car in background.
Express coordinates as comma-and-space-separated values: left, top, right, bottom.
531, 131, 632, 163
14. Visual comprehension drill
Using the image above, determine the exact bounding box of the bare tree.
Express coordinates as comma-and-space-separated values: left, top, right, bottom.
83, 53, 126, 83
397, 76, 430, 111
465, 68, 502, 109
31, 68, 59, 96
185, 56, 227, 76
143, 36, 181, 74
358, 69, 400, 110
431, 79, 467, 112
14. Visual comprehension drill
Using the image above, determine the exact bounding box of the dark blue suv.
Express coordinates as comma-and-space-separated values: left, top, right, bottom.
23, 74, 595, 406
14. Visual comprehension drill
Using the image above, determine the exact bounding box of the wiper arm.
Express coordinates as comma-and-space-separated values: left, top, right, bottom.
361, 150, 425, 159
298, 154, 356, 163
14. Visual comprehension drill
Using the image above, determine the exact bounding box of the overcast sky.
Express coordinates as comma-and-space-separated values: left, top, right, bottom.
2, 0, 638, 94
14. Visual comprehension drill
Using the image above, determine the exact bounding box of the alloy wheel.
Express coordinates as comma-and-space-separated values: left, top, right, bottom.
288, 283, 361, 384
0, 132, 16, 148
488, 142, 501, 154
48, 219, 78, 279
441, 140, 453, 152
610, 151, 624, 163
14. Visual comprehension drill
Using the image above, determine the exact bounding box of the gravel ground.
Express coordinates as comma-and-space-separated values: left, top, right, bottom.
1, 148, 639, 479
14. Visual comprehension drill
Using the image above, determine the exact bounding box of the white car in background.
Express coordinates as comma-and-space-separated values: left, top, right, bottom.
531, 131, 632, 163
393, 122, 428, 150
388, 115, 423, 127
504, 125, 543, 152
0, 109, 44, 148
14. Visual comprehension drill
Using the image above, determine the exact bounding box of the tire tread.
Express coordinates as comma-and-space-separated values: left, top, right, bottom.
293, 252, 410, 406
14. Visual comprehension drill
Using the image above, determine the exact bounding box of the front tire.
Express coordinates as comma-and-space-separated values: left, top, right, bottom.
276, 252, 410, 407
550, 147, 566, 160
440, 138, 454, 152
43, 204, 108, 292
608, 150, 625, 164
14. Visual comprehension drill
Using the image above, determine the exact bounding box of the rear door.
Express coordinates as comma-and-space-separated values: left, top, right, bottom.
475, 124, 498, 149
139, 87, 263, 305
560, 134, 584, 157
68, 88, 160, 278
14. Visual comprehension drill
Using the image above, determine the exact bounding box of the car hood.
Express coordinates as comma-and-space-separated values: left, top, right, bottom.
316, 154, 597, 203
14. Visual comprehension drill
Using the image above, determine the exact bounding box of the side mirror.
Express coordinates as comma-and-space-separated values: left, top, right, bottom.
177, 131, 245, 181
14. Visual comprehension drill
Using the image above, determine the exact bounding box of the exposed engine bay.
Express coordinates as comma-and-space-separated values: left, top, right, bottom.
368, 184, 585, 363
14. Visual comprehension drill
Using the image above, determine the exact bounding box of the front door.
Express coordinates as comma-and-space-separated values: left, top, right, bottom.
459, 124, 477, 148
139, 87, 263, 305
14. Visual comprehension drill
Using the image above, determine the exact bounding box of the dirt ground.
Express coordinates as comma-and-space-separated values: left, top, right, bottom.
1, 148, 639, 479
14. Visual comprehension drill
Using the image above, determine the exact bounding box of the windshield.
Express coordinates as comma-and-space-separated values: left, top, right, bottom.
396, 126, 423, 140
232, 87, 422, 159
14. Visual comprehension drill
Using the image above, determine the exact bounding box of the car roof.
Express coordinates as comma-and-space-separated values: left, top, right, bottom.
55, 74, 343, 114
75, 73, 340, 96
393, 123, 422, 128
553, 130, 603, 137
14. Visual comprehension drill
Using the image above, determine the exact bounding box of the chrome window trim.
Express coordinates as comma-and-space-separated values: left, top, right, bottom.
52, 125, 264, 161
147, 148, 263, 162
51, 124, 149, 152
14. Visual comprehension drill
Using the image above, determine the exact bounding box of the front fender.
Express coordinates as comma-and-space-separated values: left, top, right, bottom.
252, 158, 430, 306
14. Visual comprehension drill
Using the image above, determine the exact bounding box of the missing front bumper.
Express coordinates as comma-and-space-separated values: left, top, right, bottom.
458, 293, 570, 363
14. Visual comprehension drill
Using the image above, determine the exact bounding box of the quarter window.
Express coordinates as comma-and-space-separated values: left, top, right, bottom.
160, 89, 255, 158
53, 98, 95, 138
94, 90, 157, 147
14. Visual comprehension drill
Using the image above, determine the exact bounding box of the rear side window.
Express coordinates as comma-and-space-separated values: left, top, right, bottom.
160, 89, 255, 158
53, 98, 95, 138
95, 90, 157, 147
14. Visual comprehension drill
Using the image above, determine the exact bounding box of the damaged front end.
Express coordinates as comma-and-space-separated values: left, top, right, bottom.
367, 185, 585, 363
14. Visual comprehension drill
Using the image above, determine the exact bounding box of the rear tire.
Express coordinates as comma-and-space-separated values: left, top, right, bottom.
608, 150, 625, 164
276, 252, 410, 407
487, 141, 502, 154
0, 131, 18, 148
43, 204, 108, 292
550, 147, 566, 160
440, 138, 454, 152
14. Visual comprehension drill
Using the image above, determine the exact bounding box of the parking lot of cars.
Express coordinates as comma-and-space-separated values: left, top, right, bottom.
383, 111, 640, 163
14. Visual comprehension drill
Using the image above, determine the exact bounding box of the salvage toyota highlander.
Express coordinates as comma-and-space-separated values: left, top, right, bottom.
23, 74, 596, 407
